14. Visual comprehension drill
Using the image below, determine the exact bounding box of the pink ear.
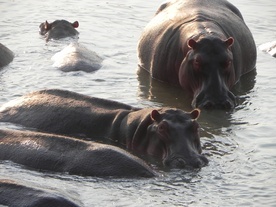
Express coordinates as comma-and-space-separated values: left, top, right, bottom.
151, 110, 160, 121
45, 20, 51, 30
72, 21, 79, 28
225, 37, 234, 47
190, 109, 200, 120
188, 39, 197, 49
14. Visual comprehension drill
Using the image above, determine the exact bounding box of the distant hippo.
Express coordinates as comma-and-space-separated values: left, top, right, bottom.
51, 43, 103, 72
0, 43, 14, 68
0, 89, 208, 169
138, 0, 257, 109
0, 179, 80, 207
39, 20, 79, 41
259, 41, 276, 58
0, 129, 155, 177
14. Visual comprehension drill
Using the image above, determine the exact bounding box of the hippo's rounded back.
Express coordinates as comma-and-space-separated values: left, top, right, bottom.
0, 43, 14, 68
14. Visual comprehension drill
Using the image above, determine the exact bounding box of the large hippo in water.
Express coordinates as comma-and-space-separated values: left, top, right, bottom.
0, 129, 155, 177
0, 179, 80, 207
138, 0, 257, 109
0, 43, 14, 68
0, 89, 208, 169
39, 20, 79, 41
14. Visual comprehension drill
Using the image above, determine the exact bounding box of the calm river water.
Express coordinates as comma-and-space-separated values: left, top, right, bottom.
0, 0, 275, 206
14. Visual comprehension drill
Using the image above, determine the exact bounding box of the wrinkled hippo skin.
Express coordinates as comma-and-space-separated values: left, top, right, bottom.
138, 0, 257, 109
0, 129, 155, 177
51, 43, 103, 72
259, 41, 276, 58
39, 20, 79, 41
0, 43, 14, 68
0, 179, 80, 207
0, 89, 208, 169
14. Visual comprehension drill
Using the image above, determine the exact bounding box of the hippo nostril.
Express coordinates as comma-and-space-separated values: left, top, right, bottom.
222, 100, 233, 109
176, 158, 186, 168
192, 159, 205, 168
189, 155, 209, 168
200, 155, 209, 166
202, 101, 214, 110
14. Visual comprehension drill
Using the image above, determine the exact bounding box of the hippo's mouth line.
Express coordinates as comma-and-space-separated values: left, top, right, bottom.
163, 152, 209, 169
163, 155, 187, 168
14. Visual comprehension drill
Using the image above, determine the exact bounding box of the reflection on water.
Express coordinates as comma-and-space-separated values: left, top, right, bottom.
1, 0, 276, 206
137, 67, 193, 111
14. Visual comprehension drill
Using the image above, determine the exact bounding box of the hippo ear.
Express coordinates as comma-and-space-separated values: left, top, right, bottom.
151, 110, 161, 121
225, 37, 234, 48
72, 21, 79, 28
44, 20, 51, 30
187, 39, 197, 49
190, 109, 200, 120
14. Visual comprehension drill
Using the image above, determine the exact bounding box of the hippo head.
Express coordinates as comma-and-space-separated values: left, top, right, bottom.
179, 37, 236, 110
133, 108, 208, 169
39, 20, 79, 41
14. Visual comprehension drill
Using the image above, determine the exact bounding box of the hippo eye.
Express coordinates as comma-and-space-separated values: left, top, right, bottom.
224, 60, 232, 69
193, 57, 201, 72
157, 121, 169, 136
158, 122, 167, 133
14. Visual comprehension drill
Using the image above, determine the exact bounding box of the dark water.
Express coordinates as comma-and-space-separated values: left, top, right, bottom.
0, 0, 275, 206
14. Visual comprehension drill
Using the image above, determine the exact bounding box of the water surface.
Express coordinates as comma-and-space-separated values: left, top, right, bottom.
0, 0, 275, 206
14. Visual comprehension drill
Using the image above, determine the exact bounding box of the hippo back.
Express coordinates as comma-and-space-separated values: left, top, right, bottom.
51, 43, 103, 72
0, 89, 137, 138
138, 0, 256, 82
0, 43, 14, 68
0, 179, 80, 207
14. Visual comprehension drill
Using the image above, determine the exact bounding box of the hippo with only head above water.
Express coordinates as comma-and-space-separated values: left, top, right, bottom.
0, 89, 208, 169
0, 179, 80, 207
39, 20, 79, 41
0, 43, 14, 68
138, 0, 257, 110
0, 129, 155, 177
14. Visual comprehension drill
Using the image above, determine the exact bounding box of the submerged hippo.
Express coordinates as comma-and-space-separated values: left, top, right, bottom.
138, 0, 257, 109
39, 20, 79, 41
0, 89, 208, 169
0, 129, 155, 177
51, 43, 103, 72
0, 179, 80, 207
0, 43, 14, 68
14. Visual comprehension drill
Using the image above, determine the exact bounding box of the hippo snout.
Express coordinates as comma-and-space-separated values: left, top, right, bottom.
199, 99, 234, 110
193, 91, 236, 110
164, 155, 208, 169
164, 157, 186, 168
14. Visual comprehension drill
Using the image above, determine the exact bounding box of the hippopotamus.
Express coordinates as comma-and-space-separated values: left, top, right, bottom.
39, 20, 79, 41
51, 43, 103, 72
0, 129, 155, 177
0, 179, 80, 207
0, 89, 208, 169
137, 0, 257, 109
259, 41, 276, 58
0, 43, 14, 68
